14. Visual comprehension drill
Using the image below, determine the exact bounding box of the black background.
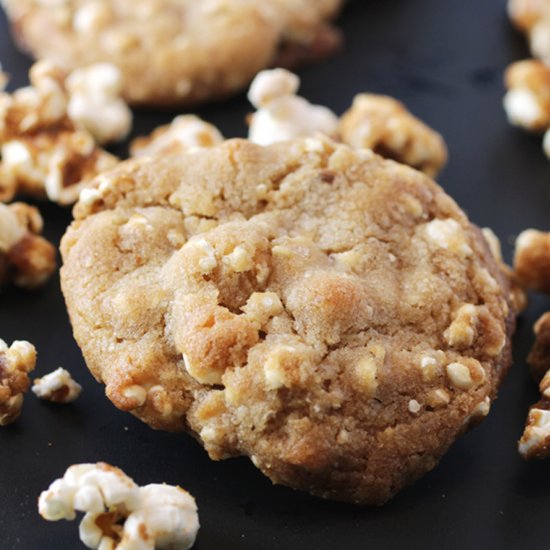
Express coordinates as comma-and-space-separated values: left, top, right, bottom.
2, 1, 550, 548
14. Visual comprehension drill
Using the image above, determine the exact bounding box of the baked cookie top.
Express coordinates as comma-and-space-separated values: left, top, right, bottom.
61, 137, 514, 504
2, 0, 342, 107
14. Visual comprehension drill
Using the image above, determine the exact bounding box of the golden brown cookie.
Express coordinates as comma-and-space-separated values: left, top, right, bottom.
61, 137, 514, 504
2, 0, 343, 107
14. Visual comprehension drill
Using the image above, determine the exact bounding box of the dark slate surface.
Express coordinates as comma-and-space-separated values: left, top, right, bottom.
1, 1, 550, 548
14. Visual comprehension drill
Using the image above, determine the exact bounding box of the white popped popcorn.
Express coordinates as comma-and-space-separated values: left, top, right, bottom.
39, 463, 199, 549
248, 68, 338, 146
504, 60, 550, 132
32, 368, 82, 403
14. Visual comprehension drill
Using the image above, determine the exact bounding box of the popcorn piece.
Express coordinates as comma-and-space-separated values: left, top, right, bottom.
0, 65, 8, 92
338, 94, 448, 177
504, 60, 550, 132
519, 406, 550, 458
39, 463, 199, 549
247, 68, 339, 146
514, 228, 550, 293
0, 60, 119, 204
0, 339, 36, 426
32, 367, 82, 403
66, 63, 132, 145
528, 311, 550, 382
0, 202, 56, 289
508, 0, 550, 63
130, 115, 223, 158
508, 0, 550, 32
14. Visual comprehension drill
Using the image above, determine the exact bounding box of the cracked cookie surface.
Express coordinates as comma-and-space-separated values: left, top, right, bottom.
61, 137, 514, 504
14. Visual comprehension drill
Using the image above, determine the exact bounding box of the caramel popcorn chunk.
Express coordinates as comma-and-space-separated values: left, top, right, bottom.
0, 339, 36, 426
514, 228, 550, 293
338, 94, 448, 177
504, 60, 550, 132
0, 202, 56, 288
248, 68, 339, 146
246, 69, 448, 177
32, 367, 82, 403
61, 137, 514, 504
0, 60, 120, 204
508, 0, 550, 64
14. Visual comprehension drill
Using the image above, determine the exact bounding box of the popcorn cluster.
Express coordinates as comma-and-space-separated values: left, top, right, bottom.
505, 1, 550, 160
130, 68, 448, 177
0, 201, 56, 289
513, 229, 550, 458
0, 60, 128, 205
39, 463, 199, 550
0, 339, 36, 426
32, 367, 82, 403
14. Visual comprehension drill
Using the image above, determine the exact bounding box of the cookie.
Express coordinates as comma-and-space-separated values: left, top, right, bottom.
61, 137, 514, 504
504, 60, 550, 137
2, 0, 343, 108
513, 229, 550, 457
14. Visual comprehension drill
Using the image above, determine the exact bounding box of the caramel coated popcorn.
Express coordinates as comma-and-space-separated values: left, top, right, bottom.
32, 367, 82, 403
513, 230, 550, 458
0, 339, 36, 426
245, 68, 447, 175
0, 202, 56, 288
0, 60, 121, 204
504, 60, 550, 132
339, 94, 448, 177
520, 311, 550, 458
